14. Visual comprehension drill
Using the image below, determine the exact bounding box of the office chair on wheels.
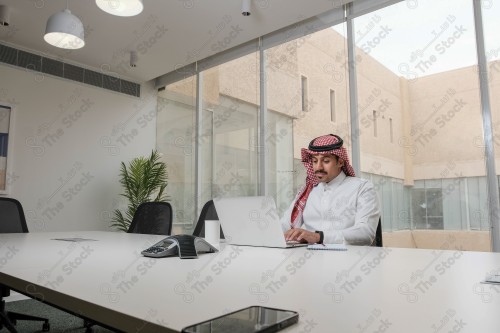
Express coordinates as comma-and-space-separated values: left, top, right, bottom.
0, 197, 50, 332
192, 200, 225, 239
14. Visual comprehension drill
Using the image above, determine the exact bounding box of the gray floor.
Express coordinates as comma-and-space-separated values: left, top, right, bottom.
1, 299, 116, 332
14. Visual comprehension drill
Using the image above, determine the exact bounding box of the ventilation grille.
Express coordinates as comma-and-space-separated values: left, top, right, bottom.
0, 44, 140, 97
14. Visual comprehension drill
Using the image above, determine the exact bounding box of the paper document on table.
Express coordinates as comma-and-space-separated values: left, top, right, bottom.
307, 243, 347, 251
52, 238, 98, 242
482, 274, 500, 285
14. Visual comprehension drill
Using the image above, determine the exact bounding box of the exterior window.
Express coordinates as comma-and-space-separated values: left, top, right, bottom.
389, 117, 393, 143
301, 75, 308, 111
330, 89, 336, 122
353, 0, 485, 250
412, 188, 444, 230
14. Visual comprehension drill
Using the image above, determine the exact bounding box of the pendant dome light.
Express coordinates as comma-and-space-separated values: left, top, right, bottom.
44, 1, 85, 49
95, 0, 143, 17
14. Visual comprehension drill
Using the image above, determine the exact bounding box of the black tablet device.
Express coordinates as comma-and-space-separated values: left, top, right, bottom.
181, 306, 299, 333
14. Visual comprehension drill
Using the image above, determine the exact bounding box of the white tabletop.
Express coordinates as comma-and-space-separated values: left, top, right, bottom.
0, 231, 499, 332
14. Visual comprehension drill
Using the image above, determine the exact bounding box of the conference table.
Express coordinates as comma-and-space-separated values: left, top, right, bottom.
0, 231, 499, 332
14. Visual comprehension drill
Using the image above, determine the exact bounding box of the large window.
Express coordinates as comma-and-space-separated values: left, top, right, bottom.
201, 53, 260, 203
155, 1, 499, 251
265, 111, 294, 214
483, 0, 500, 223
353, 0, 489, 250
158, 53, 261, 232
157, 76, 197, 231
265, 22, 350, 215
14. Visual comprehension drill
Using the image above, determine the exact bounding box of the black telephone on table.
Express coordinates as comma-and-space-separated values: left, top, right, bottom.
141, 234, 218, 259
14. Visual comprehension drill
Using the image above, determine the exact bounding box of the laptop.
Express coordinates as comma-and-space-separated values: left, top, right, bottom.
213, 196, 307, 248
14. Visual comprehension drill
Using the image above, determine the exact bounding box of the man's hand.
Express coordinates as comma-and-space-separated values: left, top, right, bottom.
284, 229, 321, 244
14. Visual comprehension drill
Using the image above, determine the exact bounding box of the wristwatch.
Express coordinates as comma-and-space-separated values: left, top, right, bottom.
315, 231, 324, 244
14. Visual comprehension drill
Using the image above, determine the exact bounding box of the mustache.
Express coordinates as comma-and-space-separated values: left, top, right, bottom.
315, 170, 327, 175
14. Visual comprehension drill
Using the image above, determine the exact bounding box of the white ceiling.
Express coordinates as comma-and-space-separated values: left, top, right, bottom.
0, 0, 343, 83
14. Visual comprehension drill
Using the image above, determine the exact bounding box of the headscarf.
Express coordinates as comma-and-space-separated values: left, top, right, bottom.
290, 134, 355, 228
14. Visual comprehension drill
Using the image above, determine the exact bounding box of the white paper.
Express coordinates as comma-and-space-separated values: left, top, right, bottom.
307, 243, 347, 251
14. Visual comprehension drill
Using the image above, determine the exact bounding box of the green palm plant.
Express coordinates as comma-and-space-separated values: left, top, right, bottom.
111, 150, 169, 232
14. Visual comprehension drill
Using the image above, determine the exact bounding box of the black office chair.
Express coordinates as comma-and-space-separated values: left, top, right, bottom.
0, 197, 50, 332
374, 217, 383, 247
127, 201, 173, 235
192, 200, 225, 239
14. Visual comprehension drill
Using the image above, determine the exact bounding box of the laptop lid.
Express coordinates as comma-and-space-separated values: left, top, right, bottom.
213, 196, 290, 248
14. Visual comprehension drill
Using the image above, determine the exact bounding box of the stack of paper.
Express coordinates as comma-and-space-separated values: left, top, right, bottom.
307, 243, 347, 251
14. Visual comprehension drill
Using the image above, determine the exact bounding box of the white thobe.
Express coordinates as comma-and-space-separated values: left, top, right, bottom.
280, 171, 380, 245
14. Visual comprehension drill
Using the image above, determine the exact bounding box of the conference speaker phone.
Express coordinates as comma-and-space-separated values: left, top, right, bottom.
141, 234, 218, 259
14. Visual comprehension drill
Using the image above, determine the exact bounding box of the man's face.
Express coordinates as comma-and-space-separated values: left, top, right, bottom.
312, 154, 343, 183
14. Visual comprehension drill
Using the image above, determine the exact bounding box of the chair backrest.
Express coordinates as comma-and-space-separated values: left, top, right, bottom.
193, 200, 225, 239
374, 217, 383, 247
0, 197, 29, 233
127, 202, 172, 235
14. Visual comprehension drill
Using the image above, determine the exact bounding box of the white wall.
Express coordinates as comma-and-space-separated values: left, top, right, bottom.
0, 64, 157, 232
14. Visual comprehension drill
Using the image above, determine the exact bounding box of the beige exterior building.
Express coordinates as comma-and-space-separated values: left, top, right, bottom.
159, 26, 496, 251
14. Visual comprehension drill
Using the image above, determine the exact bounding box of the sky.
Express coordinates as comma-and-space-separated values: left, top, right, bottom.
333, 0, 500, 78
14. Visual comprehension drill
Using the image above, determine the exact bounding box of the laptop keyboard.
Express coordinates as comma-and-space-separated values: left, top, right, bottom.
286, 240, 307, 247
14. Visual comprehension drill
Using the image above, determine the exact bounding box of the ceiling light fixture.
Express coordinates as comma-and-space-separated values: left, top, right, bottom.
44, 1, 85, 49
96, 0, 144, 17
130, 51, 137, 67
0, 5, 11, 26
242, 0, 251, 16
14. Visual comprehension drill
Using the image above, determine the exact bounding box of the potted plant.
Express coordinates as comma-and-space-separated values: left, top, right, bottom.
111, 150, 169, 232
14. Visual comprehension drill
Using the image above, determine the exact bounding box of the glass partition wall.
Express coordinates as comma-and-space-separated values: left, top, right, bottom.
156, 0, 499, 251
201, 54, 260, 205
157, 76, 197, 232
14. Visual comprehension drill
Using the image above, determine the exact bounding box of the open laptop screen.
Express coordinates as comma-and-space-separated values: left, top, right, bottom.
213, 196, 305, 248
